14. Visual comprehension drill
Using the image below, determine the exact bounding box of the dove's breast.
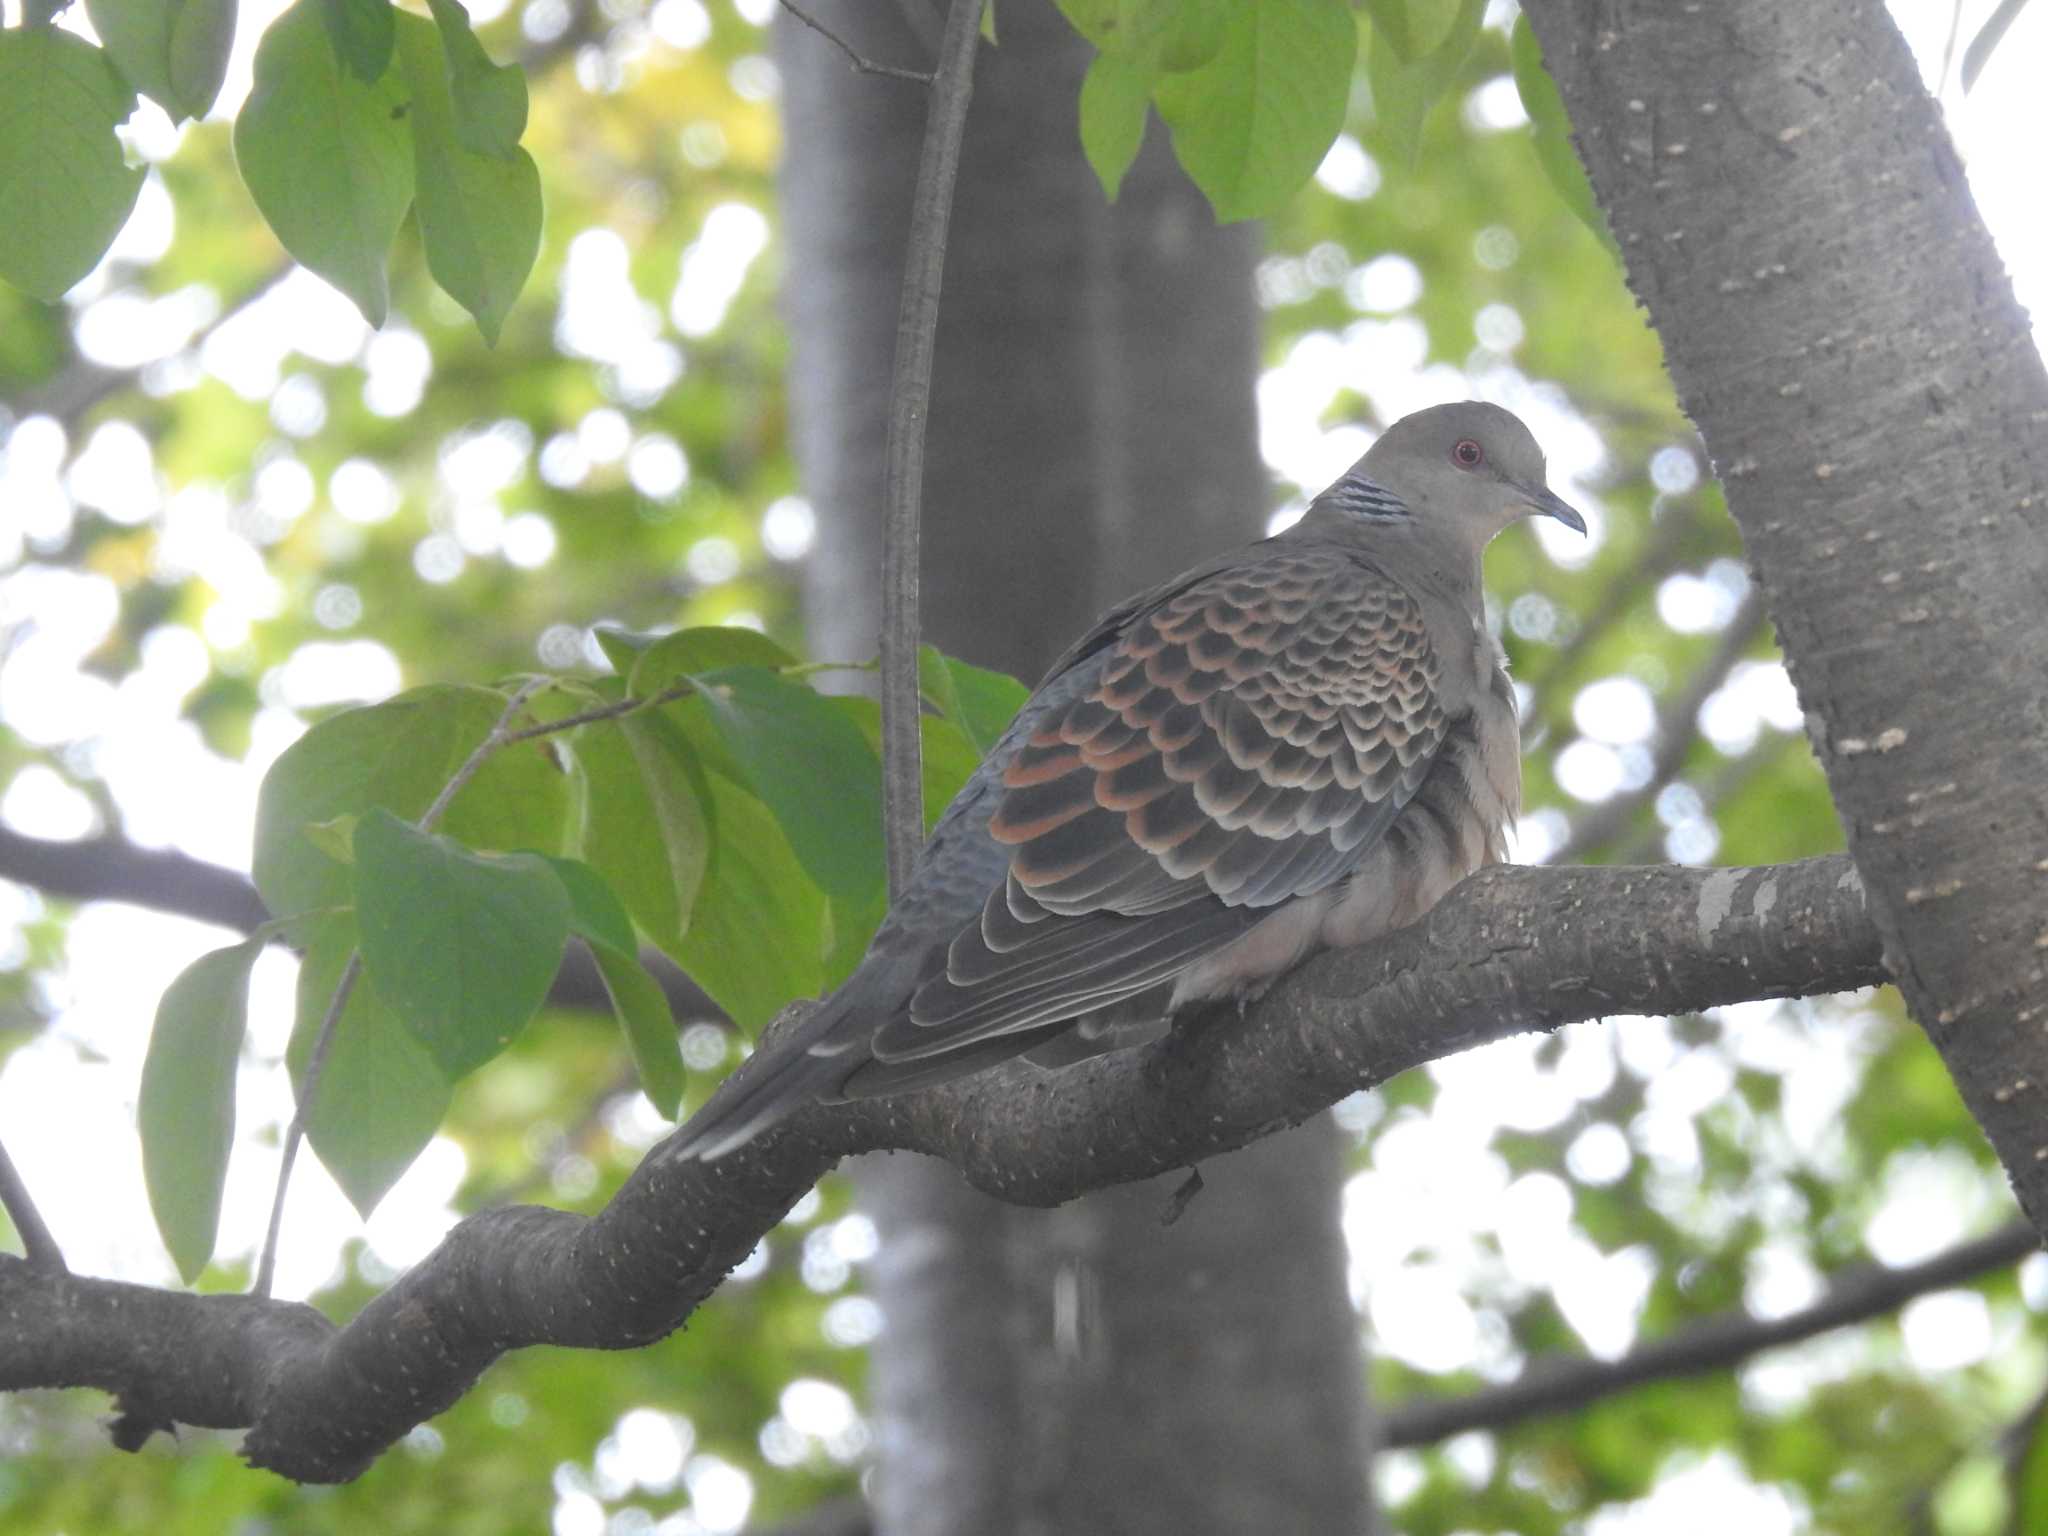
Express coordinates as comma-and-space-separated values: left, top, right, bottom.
1320, 649, 1520, 948
1163, 651, 1520, 1006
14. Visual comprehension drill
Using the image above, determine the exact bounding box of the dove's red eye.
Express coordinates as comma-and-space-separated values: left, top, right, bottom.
1452, 439, 1484, 468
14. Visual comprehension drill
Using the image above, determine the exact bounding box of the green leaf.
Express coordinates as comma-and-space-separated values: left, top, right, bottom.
1509, 15, 1614, 251
393, 11, 540, 344
543, 851, 688, 1114
0, 30, 145, 302
138, 940, 263, 1283
919, 646, 1028, 758
545, 853, 639, 957
1365, 0, 1483, 165
1056, 0, 1228, 70
919, 713, 987, 820
321, 0, 395, 82
253, 683, 573, 920
1079, 50, 1153, 201
1357, 0, 1412, 60
2013, 1400, 2048, 1533
673, 766, 827, 1031
543, 851, 686, 1119
167, 0, 237, 117
85, 0, 235, 120
1152, 0, 1356, 222
692, 667, 886, 903
592, 943, 685, 1119
1962, 0, 2030, 92
424, 0, 527, 156
574, 691, 710, 952
619, 625, 801, 683
290, 913, 453, 1217
304, 813, 359, 866
836, 696, 989, 834
236, 0, 413, 326
351, 808, 570, 1079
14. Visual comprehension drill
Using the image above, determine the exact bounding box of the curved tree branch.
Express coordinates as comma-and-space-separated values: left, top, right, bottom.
1381, 1218, 2038, 1447
0, 856, 1884, 1482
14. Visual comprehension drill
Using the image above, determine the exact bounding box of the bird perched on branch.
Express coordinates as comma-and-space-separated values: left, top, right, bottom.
671, 401, 1584, 1160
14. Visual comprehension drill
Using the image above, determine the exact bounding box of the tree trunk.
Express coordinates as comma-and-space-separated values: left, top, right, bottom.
778, 3, 1375, 1531
1526, 1, 2048, 1224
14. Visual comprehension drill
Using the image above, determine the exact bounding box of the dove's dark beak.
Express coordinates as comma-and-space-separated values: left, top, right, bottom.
1520, 483, 1586, 534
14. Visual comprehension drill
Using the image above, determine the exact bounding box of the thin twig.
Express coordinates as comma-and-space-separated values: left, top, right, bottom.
1612, 732, 1800, 864
1546, 588, 1768, 866
497, 679, 695, 747
778, 0, 935, 82
252, 679, 548, 1298
1937, 0, 1967, 94
877, 0, 983, 894
1381, 1219, 2040, 1447
252, 955, 361, 1299
1520, 503, 1700, 746
0, 1136, 65, 1272
418, 677, 549, 833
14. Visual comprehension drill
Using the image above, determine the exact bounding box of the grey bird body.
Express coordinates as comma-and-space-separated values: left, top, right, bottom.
671, 402, 1583, 1160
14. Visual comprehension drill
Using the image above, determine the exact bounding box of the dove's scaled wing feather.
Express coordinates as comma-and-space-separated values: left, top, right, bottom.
858, 543, 1450, 1072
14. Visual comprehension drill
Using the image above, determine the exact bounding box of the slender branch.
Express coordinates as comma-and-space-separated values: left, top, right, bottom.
252, 954, 362, 1299
778, 0, 935, 82
0, 1137, 64, 1273
1613, 732, 1800, 864
253, 679, 545, 1298
1547, 588, 1769, 866
1382, 1220, 2039, 1447
0, 856, 1885, 1481
876, 0, 983, 893
498, 679, 695, 746
1519, 501, 1700, 743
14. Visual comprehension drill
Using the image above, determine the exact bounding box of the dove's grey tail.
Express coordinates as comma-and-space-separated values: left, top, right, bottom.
665, 954, 916, 1162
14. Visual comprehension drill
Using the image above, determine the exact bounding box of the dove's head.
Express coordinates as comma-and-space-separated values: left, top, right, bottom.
1309, 402, 1585, 557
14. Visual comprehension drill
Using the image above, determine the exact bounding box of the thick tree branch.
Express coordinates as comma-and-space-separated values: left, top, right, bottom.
1381, 1219, 2038, 1447
0, 857, 1884, 1482
1526, 0, 2048, 1230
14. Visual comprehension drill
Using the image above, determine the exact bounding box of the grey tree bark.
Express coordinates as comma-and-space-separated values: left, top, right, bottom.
777, 2, 1375, 1530
1526, 0, 2048, 1228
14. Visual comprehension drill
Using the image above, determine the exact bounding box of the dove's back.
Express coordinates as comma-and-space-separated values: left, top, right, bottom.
667, 535, 1515, 1161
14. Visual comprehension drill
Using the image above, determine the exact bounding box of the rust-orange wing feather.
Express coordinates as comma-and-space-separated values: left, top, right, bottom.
867, 545, 1448, 1065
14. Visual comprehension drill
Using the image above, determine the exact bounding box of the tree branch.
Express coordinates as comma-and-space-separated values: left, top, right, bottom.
1547, 588, 1768, 866
1381, 1219, 2038, 1447
0, 1137, 65, 1272
0, 856, 1884, 1482
777, 0, 934, 82
0, 825, 722, 1022
877, 0, 983, 892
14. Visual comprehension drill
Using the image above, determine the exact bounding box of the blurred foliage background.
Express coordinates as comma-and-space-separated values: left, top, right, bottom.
0, 1, 2039, 1532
